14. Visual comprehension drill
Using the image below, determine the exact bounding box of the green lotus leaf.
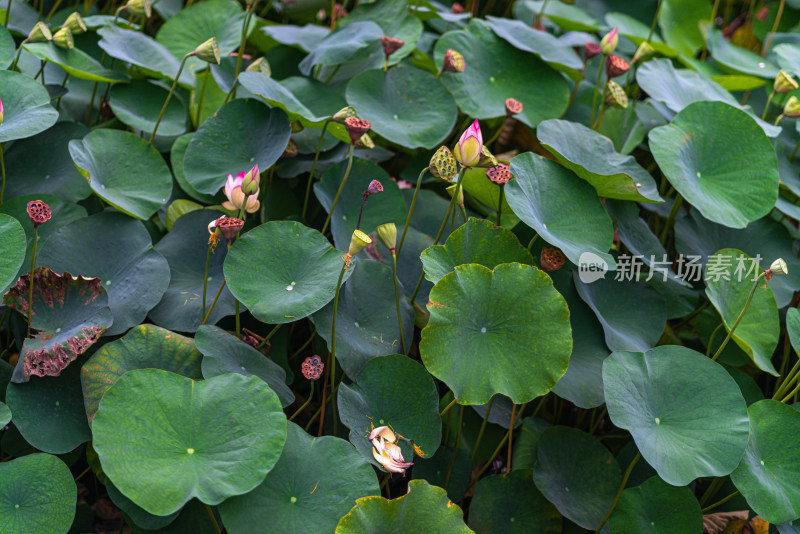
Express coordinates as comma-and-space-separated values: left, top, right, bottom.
537, 119, 662, 203
261, 23, 327, 52
602, 346, 750, 485
106, 479, 180, 531
659, 0, 712, 56
109, 79, 188, 137
708, 28, 780, 77
219, 422, 379, 533
731, 400, 800, 524
608, 476, 703, 533
0, 214, 25, 295
310, 260, 414, 378
195, 325, 294, 408
22, 42, 130, 82
0, 24, 13, 69
705, 249, 780, 375
511, 417, 550, 470
3, 267, 112, 383
336, 479, 472, 533
183, 99, 290, 195
412, 446, 472, 503
81, 324, 203, 424
0, 402, 8, 428
420, 263, 572, 405
469, 469, 561, 533
0, 454, 76, 534
532, 426, 621, 530
69, 129, 173, 220
0, 70, 58, 143
604, 12, 678, 57
434, 20, 570, 128
338, 0, 421, 66
170, 133, 218, 204
92, 370, 287, 516
421, 217, 534, 285
513, 0, 600, 31
298, 21, 382, 75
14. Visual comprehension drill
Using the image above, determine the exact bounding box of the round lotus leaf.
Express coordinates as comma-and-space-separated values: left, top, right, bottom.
532, 426, 621, 530
219, 422, 379, 533
346, 65, 456, 149
36, 211, 170, 336
195, 325, 294, 408
69, 129, 172, 220
0, 454, 76, 534
310, 259, 414, 377
3, 121, 92, 202
536, 119, 662, 203
650, 101, 779, 228
81, 324, 203, 424
149, 209, 237, 332
109, 79, 187, 137
0, 24, 13, 69
170, 133, 217, 204
608, 476, 702, 533
0, 69, 58, 142
336, 479, 472, 533
708, 28, 779, 77
433, 19, 570, 127
421, 217, 533, 285
183, 99, 290, 195
338, 354, 441, 465
0, 214, 25, 295
731, 400, 800, 524
704, 249, 780, 376
5, 353, 91, 454
92, 369, 287, 516
225, 221, 353, 324
22, 42, 129, 82
420, 263, 572, 405
506, 152, 615, 268
3, 267, 112, 383
602, 346, 750, 486
468, 469, 562, 533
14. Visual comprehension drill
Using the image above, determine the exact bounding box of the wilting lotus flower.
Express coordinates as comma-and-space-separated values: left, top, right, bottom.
222, 167, 260, 213
370, 426, 413, 475
453, 119, 482, 168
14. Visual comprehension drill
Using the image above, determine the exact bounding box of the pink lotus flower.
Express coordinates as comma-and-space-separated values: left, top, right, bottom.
222, 166, 260, 213
369, 426, 413, 475
453, 119, 482, 168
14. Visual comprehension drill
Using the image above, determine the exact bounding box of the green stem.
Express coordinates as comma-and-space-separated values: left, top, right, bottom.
289, 326, 316, 360
257, 323, 282, 350
391, 252, 407, 354
289, 381, 314, 421
321, 145, 355, 235
440, 397, 458, 417
330, 262, 348, 437
762, 91, 775, 121
700, 0, 721, 61
443, 405, 464, 490
463, 402, 526, 495
595, 452, 641, 532
205, 504, 221, 534
705, 323, 724, 358
780, 382, 800, 403
533, 0, 549, 27
646, 0, 664, 42
302, 118, 331, 219
711, 273, 766, 361
471, 396, 495, 462
201, 242, 212, 323
773, 357, 800, 399
201, 280, 227, 325
193, 68, 211, 128
762, 0, 785, 58
506, 403, 516, 472
526, 234, 539, 252
4, 0, 10, 26
231, 3, 254, 100
396, 167, 427, 257
659, 194, 683, 244
699, 477, 725, 506
26, 227, 38, 338
149, 53, 191, 144
496, 183, 504, 226
701, 490, 740, 512
589, 54, 606, 127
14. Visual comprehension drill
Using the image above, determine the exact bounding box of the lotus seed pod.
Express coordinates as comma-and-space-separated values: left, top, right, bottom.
27, 22, 53, 43
375, 223, 397, 251
774, 70, 798, 94
348, 229, 372, 256
355, 133, 374, 149
446, 183, 464, 207
442, 49, 465, 73
332, 106, 357, 123
301, 355, 324, 380
486, 163, 512, 184
381, 36, 405, 56
125, 0, 152, 18
344, 117, 371, 143
505, 98, 523, 116
246, 57, 271, 76
600, 27, 618, 56
540, 246, 566, 272
429, 146, 458, 181
584, 41, 601, 60
632, 41, 654, 64
27, 200, 52, 228
215, 217, 244, 242
605, 54, 629, 78
475, 145, 498, 169
784, 96, 800, 118
63, 12, 87, 34
769, 258, 788, 276
605, 80, 628, 109
52, 27, 74, 50
367, 180, 383, 195
194, 37, 221, 64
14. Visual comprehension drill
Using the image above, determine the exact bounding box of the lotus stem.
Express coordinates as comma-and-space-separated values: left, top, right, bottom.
762, 0, 785, 58
701, 490, 741, 512
594, 452, 641, 532
4, 0, 10, 26
659, 194, 683, 244
329, 262, 348, 437
646, 0, 664, 43
302, 118, 331, 219
506, 403, 517, 473
289, 326, 316, 360
699, 476, 725, 506
533, 0, 550, 28
762, 91, 775, 120
443, 405, 464, 490
391, 252, 407, 354
193, 69, 211, 128
439, 397, 458, 417
201, 243, 212, 323
201, 280, 226, 325
700, 0, 721, 61
711, 273, 766, 361
205, 504, 222, 534
589, 54, 606, 126
149, 53, 191, 144
321, 144, 355, 235
471, 396, 494, 462
316, 351, 331, 436
26, 227, 38, 338
256, 323, 282, 350
289, 381, 314, 421
396, 167, 428, 257
705, 323, 724, 358
497, 183, 504, 226
231, 2, 254, 100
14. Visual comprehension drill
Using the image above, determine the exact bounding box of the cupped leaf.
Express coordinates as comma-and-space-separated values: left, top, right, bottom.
434, 19, 570, 127
649, 101, 779, 228
602, 346, 750, 486
537, 120, 662, 203
421, 217, 534, 285
704, 249, 780, 376
22, 42, 129, 82
310, 260, 413, 378
225, 221, 353, 324
195, 325, 294, 408
0, 69, 58, 143
608, 476, 703, 533
731, 400, 800, 524
81, 324, 203, 424
109, 79, 187, 137
532, 426, 621, 530
149, 210, 237, 332
69, 129, 173, 220
92, 370, 287, 516
36, 211, 170, 336
3, 267, 112, 383
0, 214, 25, 295
420, 263, 572, 405
219, 422, 379, 534
506, 152, 615, 268
0, 454, 76, 534
468, 469, 562, 533
346, 65, 457, 149
183, 99, 290, 195
336, 479, 472, 533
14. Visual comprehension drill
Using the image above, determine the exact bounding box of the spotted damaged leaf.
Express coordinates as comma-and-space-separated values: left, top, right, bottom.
3, 267, 112, 382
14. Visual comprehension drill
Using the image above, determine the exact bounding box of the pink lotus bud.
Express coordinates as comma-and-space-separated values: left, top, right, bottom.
451, 2, 464, 13
241, 164, 259, 195
757, 6, 769, 21
222, 171, 260, 213
0, 96, 4, 126
453, 119, 482, 168
600, 27, 618, 55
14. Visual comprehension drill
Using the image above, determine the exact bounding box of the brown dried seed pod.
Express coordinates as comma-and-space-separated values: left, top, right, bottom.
486, 163, 512, 184
605, 55, 630, 78
540, 246, 566, 272
344, 117, 371, 143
